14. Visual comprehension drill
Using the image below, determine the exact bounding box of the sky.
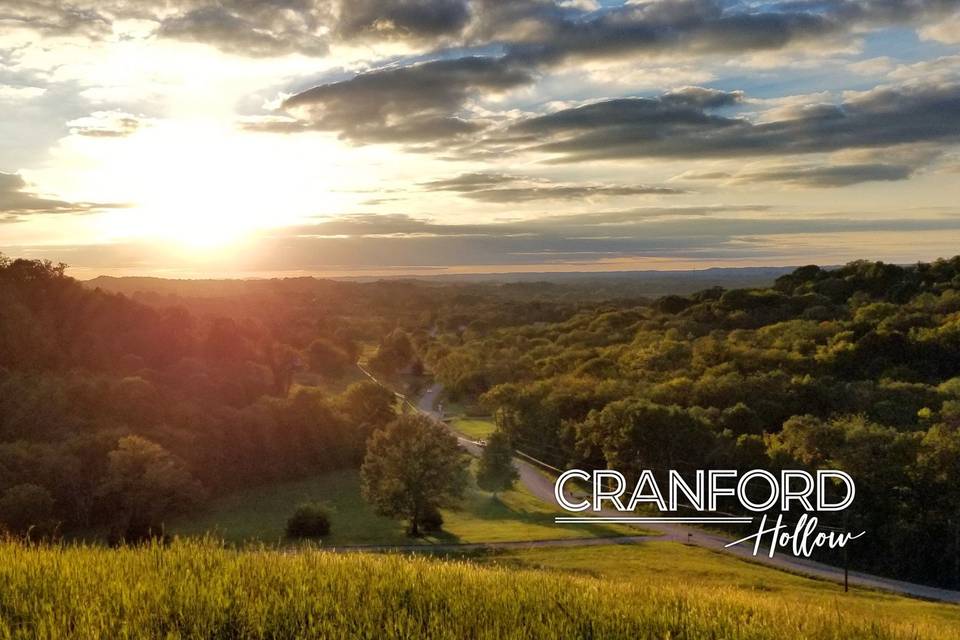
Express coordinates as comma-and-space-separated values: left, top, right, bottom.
1, 0, 960, 278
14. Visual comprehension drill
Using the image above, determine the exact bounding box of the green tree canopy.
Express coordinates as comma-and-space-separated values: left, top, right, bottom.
97, 436, 205, 542
475, 430, 518, 497
360, 414, 468, 536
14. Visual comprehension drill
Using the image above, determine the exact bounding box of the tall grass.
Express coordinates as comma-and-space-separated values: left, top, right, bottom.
0, 539, 952, 639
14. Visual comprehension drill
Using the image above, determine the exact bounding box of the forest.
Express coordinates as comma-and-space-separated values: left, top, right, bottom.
3, 253, 960, 589
426, 258, 960, 588
0, 254, 591, 543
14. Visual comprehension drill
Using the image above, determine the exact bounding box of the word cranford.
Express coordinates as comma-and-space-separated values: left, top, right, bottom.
555, 469, 855, 513
554, 469, 866, 559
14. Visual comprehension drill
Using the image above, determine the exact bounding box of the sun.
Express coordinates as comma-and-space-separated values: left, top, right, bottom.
80, 118, 350, 253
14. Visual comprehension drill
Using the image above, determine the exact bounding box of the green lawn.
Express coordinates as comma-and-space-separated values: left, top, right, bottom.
484, 543, 960, 635
439, 394, 496, 440
170, 467, 640, 546
449, 416, 496, 440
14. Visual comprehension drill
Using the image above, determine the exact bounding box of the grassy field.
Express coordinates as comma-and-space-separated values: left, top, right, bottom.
449, 416, 496, 440
170, 467, 638, 545
438, 396, 496, 440
486, 543, 960, 632
0, 539, 956, 639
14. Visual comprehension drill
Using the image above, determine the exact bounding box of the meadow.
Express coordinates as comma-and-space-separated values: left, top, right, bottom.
0, 538, 956, 639
449, 416, 497, 441
169, 467, 636, 545
488, 543, 960, 632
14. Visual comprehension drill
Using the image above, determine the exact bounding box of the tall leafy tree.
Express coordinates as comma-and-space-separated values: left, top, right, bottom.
476, 430, 518, 498
361, 414, 468, 536
96, 436, 205, 542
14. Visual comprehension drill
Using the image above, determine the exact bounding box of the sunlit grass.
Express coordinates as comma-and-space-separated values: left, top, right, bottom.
0, 539, 955, 639
450, 416, 497, 440
486, 542, 960, 633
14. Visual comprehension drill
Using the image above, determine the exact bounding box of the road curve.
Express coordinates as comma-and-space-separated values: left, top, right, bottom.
415, 382, 960, 604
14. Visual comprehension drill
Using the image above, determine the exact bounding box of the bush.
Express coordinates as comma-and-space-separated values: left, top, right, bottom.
285, 503, 331, 539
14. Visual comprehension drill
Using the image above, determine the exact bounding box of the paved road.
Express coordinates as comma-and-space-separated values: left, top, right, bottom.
416, 382, 960, 604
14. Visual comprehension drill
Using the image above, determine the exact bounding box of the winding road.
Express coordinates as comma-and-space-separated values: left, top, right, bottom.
354, 365, 960, 603
414, 382, 960, 604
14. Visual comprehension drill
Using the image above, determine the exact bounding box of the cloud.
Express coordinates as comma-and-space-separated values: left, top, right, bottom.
420, 172, 517, 192
157, 2, 330, 58
919, 12, 960, 43
159, 0, 474, 55
0, 1, 112, 38
249, 0, 960, 142
277, 56, 534, 143
420, 171, 683, 201
662, 86, 744, 109
0, 84, 46, 102
223, 209, 960, 269
66, 110, 145, 137
507, 81, 960, 162
11, 208, 960, 273
333, 0, 471, 42
0, 171, 126, 216
672, 170, 733, 181
729, 163, 915, 187
8, 0, 960, 60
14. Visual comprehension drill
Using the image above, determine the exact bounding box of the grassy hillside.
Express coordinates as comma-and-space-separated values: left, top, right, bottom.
169, 468, 637, 545
488, 543, 960, 632
0, 539, 956, 639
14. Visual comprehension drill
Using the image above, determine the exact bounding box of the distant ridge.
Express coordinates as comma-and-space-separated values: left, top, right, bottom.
84, 265, 803, 298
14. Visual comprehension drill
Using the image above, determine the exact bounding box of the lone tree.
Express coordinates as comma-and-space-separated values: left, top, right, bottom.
361, 414, 468, 536
476, 430, 519, 498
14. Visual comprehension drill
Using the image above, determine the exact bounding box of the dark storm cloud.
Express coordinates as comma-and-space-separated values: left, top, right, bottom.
279, 56, 534, 143
731, 163, 915, 187
419, 172, 683, 202
510, 81, 960, 162
0, 172, 127, 216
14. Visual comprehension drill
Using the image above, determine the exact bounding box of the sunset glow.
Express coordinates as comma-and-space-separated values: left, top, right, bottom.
2, 1, 960, 276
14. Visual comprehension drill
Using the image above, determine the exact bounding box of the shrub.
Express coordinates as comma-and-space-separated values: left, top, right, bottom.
285, 503, 331, 539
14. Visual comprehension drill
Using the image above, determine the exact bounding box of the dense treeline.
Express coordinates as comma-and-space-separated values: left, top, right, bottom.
427, 258, 960, 588
0, 256, 615, 542
0, 257, 405, 541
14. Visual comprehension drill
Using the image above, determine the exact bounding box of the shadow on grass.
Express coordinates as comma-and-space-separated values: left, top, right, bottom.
453, 491, 641, 540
